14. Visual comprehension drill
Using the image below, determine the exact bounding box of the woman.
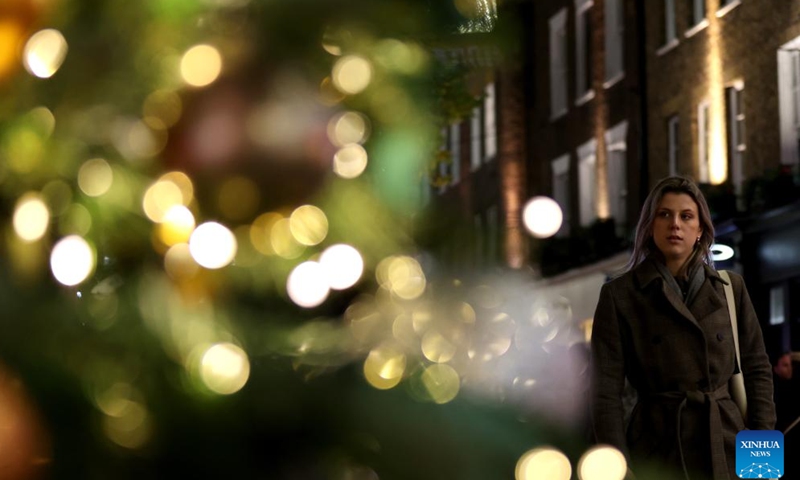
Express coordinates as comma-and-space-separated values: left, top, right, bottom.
590, 176, 775, 479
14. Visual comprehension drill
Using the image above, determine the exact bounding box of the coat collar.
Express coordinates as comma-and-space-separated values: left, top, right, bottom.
632, 257, 728, 327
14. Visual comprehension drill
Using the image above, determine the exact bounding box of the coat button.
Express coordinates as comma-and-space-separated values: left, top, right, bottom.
716, 332, 724, 341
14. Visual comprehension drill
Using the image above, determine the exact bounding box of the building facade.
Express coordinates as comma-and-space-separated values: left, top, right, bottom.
644, 0, 800, 353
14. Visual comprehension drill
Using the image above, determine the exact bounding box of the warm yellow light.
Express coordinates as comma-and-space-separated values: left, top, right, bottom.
28, 106, 55, 137
142, 180, 184, 223
270, 218, 306, 259
189, 222, 237, 269
158, 205, 196, 246
377, 256, 426, 300
515, 448, 572, 480
577, 445, 627, 480
13, 193, 50, 242
164, 243, 200, 280
143, 90, 183, 128
327, 111, 370, 147
421, 331, 457, 363
159, 171, 194, 205
287, 261, 330, 308
289, 205, 328, 246
421, 364, 460, 403
200, 343, 250, 395
333, 144, 369, 179
332, 55, 372, 95
249, 212, 281, 255
181, 44, 222, 87
522, 196, 563, 238
23, 29, 68, 78
319, 244, 363, 290
50, 235, 95, 286
363, 344, 406, 390
78, 158, 114, 197
59, 203, 92, 236
102, 399, 151, 449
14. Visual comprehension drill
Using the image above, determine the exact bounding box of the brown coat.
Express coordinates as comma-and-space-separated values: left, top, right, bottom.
591, 258, 775, 480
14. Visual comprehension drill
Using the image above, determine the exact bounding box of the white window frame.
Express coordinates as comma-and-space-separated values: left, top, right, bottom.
575, 0, 595, 105
604, 0, 624, 87
777, 40, 800, 166
605, 121, 628, 236
484, 82, 497, 161
470, 106, 482, 171
726, 81, 745, 197
668, 115, 679, 176
698, 100, 710, 182
577, 138, 597, 227
549, 9, 568, 119
685, 0, 708, 38
449, 123, 461, 186
716, 0, 741, 18
551, 154, 571, 237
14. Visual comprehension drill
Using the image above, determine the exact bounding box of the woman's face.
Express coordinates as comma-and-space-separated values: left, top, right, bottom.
652, 192, 703, 266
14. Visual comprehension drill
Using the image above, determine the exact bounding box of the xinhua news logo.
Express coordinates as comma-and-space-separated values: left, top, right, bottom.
736, 430, 784, 478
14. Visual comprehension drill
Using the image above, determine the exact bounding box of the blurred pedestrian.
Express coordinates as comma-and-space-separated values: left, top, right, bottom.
772, 351, 800, 433
590, 176, 775, 479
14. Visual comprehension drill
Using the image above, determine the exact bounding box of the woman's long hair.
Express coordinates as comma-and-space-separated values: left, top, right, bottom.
622, 176, 715, 275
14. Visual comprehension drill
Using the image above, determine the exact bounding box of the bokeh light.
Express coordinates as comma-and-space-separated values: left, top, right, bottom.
333, 144, 368, 179
50, 235, 95, 286
142, 89, 183, 128
23, 29, 68, 78
319, 244, 363, 290
143, 179, 184, 223
287, 261, 330, 308
577, 446, 627, 480
200, 343, 251, 395
189, 222, 237, 269
332, 55, 372, 95
363, 344, 406, 390
289, 205, 328, 246
158, 206, 196, 247
78, 158, 114, 197
376, 255, 426, 300
13, 193, 50, 242
522, 196, 563, 238
421, 364, 460, 403
421, 331, 457, 364
515, 448, 572, 480
164, 243, 200, 280
327, 111, 370, 146
218, 176, 259, 221
180, 44, 222, 87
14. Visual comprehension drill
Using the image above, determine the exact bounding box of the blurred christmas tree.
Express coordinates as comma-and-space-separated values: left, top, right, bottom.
0, 1, 666, 479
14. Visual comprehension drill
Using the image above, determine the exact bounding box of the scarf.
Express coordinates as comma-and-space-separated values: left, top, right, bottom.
651, 256, 706, 306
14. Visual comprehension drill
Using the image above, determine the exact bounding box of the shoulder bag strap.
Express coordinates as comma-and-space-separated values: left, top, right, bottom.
719, 270, 742, 372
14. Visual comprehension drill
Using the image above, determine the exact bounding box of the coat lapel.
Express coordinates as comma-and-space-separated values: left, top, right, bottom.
688, 266, 727, 322
634, 258, 725, 329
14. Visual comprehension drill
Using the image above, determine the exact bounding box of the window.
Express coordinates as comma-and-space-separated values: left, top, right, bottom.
449, 123, 461, 186
549, 9, 568, 118
778, 43, 800, 165
770, 284, 786, 326
698, 100, 710, 182
689, 0, 706, 27
473, 212, 484, 266
484, 82, 497, 160
604, 0, 624, 85
470, 107, 482, 170
668, 115, 680, 176
551, 154, 571, 236
663, 0, 676, 46
725, 83, 745, 199
606, 121, 628, 236
577, 138, 597, 227
575, 0, 594, 102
